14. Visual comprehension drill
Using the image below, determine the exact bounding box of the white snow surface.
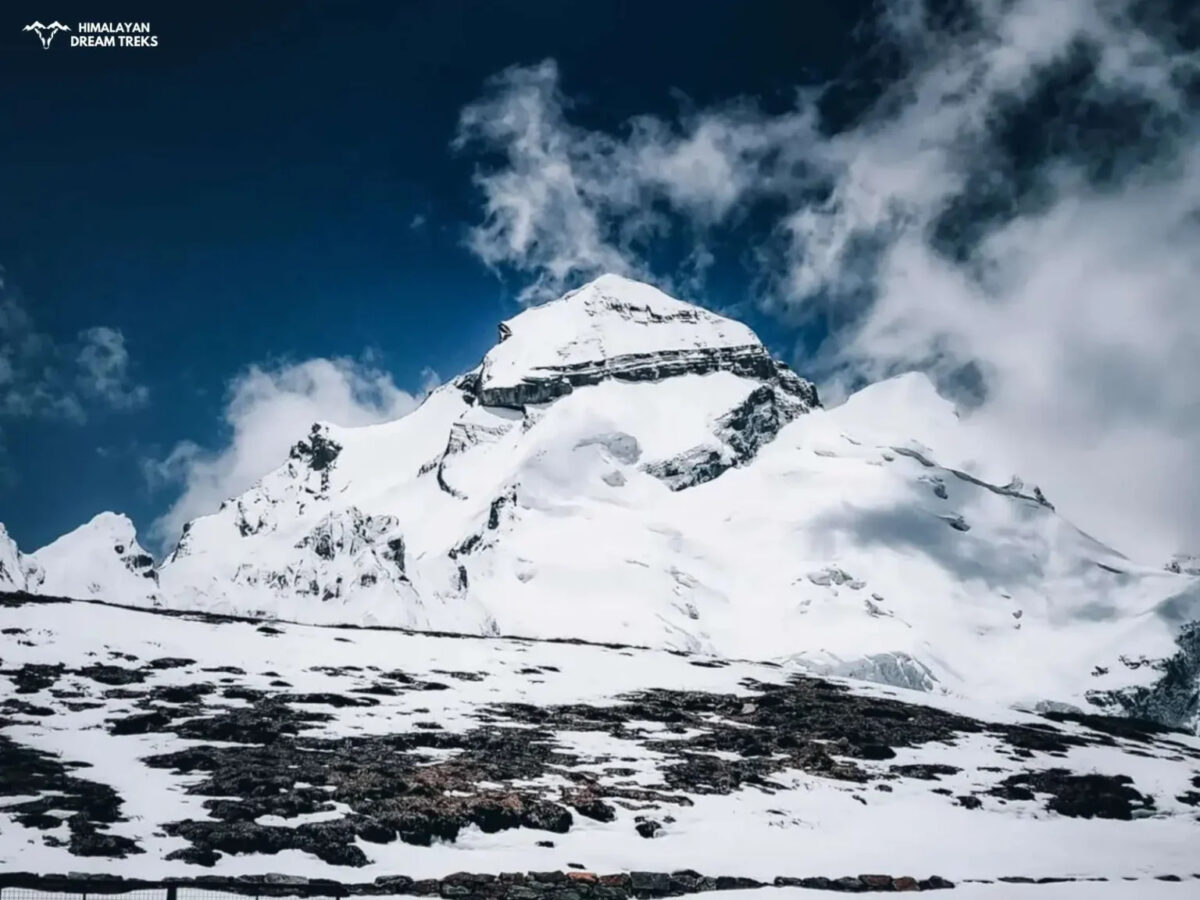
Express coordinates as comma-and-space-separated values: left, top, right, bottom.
478, 274, 761, 391
6, 275, 1200, 721
32, 512, 160, 602
0, 596, 1197, 885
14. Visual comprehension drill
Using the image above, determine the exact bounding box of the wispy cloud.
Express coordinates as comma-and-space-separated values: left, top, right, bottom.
454, 59, 821, 303
456, 0, 1200, 559
0, 278, 147, 424
76, 326, 149, 411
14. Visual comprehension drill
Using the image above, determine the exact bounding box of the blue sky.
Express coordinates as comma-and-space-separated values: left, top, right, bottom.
2, 0, 1198, 560
1, 0, 867, 549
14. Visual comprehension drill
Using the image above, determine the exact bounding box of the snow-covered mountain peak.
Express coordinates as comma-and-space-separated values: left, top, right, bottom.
32, 510, 159, 602
487, 274, 760, 375
469, 274, 796, 407
3, 277, 1197, 733
43, 510, 139, 545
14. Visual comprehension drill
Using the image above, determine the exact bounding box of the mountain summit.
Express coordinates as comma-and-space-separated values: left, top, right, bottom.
469, 274, 798, 406
4, 275, 1197, 730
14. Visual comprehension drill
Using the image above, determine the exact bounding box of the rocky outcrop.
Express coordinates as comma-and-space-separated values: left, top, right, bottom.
469, 345, 817, 411
1088, 620, 1200, 733
644, 383, 810, 491
231, 508, 408, 603
290, 423, 343, 472
114, 542, 156, 582
1165, 554, 1200, 576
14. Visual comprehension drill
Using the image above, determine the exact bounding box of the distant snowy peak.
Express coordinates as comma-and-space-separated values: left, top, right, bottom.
467, 273, 816, 408
0, 523, 43, 592
32, 512, 159, 602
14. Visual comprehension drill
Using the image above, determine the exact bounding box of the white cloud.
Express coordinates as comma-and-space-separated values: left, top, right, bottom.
0, 279, 146, 423
76, 326, 149, 410
147, 356, 423, 549
456, 0, 1200, 560
775, 0, 1200, 559
454, 59, 820, 303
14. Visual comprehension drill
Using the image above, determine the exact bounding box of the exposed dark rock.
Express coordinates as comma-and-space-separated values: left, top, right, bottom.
152, 683, 216, 703
918, 876, 955, 890
164, 819, 369, 867
520, 801, 573, 833
643, 384, 810, 491
634, 819, 661, 839
2, 662, 64, 693
570, 796, 616, 822
471, 342, 816, 412
70, 831, 143, 858
859, 874, 895, 890
290, 424, 343, 473
889, 764, 960, 781
987, 769, 1156, 820
1, 698, 54, 716
1042, 710, 1179, 742
165, 845, 222, 866
0, 732, 141, 857
642, 449, 729, 492
1087, 621, 1200, 733
146, 657, 195, 670
0, 870, 962, 896
629, 871, 671, 896
109, 710, 174, 735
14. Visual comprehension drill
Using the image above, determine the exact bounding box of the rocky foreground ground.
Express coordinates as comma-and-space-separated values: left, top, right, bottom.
2, 591, 1199, 895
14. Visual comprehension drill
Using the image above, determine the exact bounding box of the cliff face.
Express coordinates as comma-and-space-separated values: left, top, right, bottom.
0, 523, 42, 592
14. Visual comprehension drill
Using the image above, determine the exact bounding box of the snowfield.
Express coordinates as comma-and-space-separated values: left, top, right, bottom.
0, 592, 1198, 891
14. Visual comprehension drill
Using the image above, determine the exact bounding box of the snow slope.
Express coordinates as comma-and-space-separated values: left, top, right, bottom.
1, 592, 1197, 887
7, 274, 1200, 728
32, 512, 160, 603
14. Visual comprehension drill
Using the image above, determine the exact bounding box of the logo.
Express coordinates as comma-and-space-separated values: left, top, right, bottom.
23, 20, 71, 49
22, 20, 158, 49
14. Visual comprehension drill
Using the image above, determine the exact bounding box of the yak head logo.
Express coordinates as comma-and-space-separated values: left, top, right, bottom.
23, 20, 71, 49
